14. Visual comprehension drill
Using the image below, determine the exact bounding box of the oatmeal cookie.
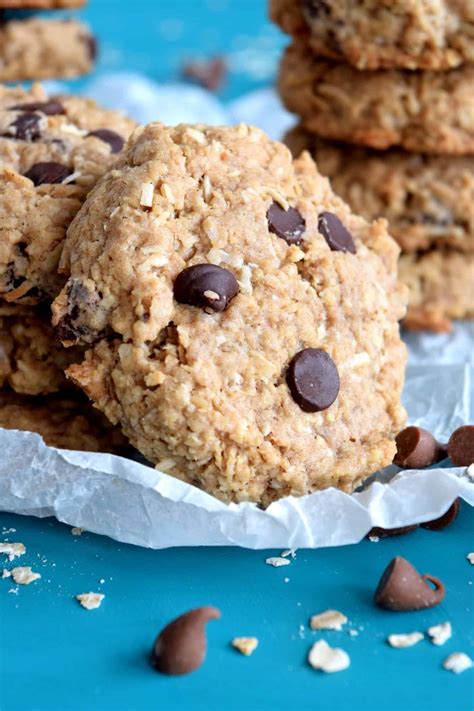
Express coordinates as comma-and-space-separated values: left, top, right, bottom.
399, 250, 474, 332
1, 1, 84, 7
0, 17, 96, 81
270, 0, 474, 70
0, 390, 128, 453
285, 126, 474, 253
52, 122, 407, 505
278, 43, 474, 154
0, 84, 136, 303
0, 300, 80, 395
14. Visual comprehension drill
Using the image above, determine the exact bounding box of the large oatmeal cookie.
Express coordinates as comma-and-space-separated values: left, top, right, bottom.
270, 0, 474, 70
285, 126, 474, 253
0, 84, 136, 303
53, 122, 407, 505
278, 43, 474, 154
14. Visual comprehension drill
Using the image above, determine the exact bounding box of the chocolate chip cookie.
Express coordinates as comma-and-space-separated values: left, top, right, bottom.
0, 17, 96, 81
0, 300, 80, 395
285, 126, 474, 253
399, 249, 474, 332
0, 390, 128, 453
270, 0, 474, 70
0, 84, 136, 303
2, 1, 84, 6
278, 43, 474, 154
52, 123, 407, 505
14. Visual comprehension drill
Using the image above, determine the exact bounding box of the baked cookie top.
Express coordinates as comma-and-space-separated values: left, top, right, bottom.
53, 122, 407, 505
278, 43, 474, 154
0, 84, 136, 303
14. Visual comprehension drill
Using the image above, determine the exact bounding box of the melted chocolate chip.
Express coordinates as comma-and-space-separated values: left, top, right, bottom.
421, 498, 461, 531
151, 607, 221, 675
286, 348, 340, 413
447, 425, 474, 466
173, 264, 239, 312
88, 129, 124, 154
5, 113, 42, 141
267, 202, 305, 245
318, 212, 356, 253
10, 100, 65, 116
23, 162, 73, 186
393, 426, 446, 469
374, 556, 445, 611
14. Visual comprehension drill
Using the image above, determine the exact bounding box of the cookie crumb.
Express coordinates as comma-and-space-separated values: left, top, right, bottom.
0, 542, 26, 561
11, 566, 41, 585
368, 535, 380, 543
140, 182, 155, 209
387, 632, 424, 648
308, 640, 350, 673
265, 556, 290, 567
427, 622, 452, 646
310, 609, 348, 631
281, 548, 297, 558
76, 592, 105, 610
8, 587, 19, 595
71, 527, 83, 536
443, 652, 473, 674
232, 637, 258, 656
467, 552, 474, 565
348, 629, 359, 637
2, 569, 12, 579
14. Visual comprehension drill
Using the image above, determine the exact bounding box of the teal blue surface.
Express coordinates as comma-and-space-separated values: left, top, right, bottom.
1, 3, 473, 710
1, 508, 473, 711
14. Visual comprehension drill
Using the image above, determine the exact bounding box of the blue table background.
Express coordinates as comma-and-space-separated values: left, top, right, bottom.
1, 2, 473, 710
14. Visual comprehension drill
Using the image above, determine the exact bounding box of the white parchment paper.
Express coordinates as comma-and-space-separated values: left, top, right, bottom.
1, 323, 472, 549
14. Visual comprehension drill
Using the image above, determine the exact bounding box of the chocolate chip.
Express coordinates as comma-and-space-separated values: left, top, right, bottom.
88, 129, 125, 154
151, 606, 221, 675
10, 100, 65, 116
5, 113, 42, 141
304, 0, 331, 18
286, 348, 340, 413
421, 498, 461, 531
374, 556, 445, 611
393, 426, 446, 468
447, 425, 474, 466
23, 162, 73, 186
55, 279, 102, 345
368, 525, 418, 539
81, 33, 98, 60
267, 202, 306, 245
173, 264, 239, 312
318, 212, 356, 253
182, 56, 227, 92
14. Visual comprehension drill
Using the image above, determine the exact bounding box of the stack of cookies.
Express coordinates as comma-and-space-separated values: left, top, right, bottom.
272, 0, 474, 332
0, 82, 136, 451
0, 0, 96, 82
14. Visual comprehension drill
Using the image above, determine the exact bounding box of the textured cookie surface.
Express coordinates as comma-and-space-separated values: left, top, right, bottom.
285, 127, 474, 253
53, 122, 407, 505
270, 0, 474, 70
0, 84, 136, 303
2, 1, 84, 6
0, 18, 96, 82
0, 390, 128, 453
399, 250, 474, 332
278, 43, 474, 154
0, 300, 80, 395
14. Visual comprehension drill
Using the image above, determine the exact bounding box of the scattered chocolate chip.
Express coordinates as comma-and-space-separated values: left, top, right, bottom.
5, 113, 42, 141
375, 556, 445, 611
447, 425, 474, 466
393, 426, 446, 468
81, 33, 98, 60
151, 606, 221, 675
286, 348, 340, 413
23, 162, 73, 186
267, 202, 306, 245
182, 56, 227, 92
368, 525, 419, 538
88, 129, 125, 154
173, 264, 239, 312
421, 498, 461, 531
318, 212, 356, 253
10, 100, 65, 116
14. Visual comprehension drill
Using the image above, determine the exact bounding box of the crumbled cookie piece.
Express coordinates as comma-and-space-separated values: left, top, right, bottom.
387, 632, 424, 648
0, 542, 25, 561
76, 592, 104, 610
443, 652, 473, 674
308, 639, 350, 672
309, 610, 347, 631
467, 553, 474, 565
427, 622, 452, 646
232, 637, 258, 656
70, 527, 83, 536
11, 566, 41, 585
265, 557, 291, 568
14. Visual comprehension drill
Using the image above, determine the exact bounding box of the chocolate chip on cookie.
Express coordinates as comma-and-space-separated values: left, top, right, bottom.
267, 202, 306, 245
88, 128, 125, 154
6, 113, 42, 141
174, 264, 239, 313
287, 348, 340, 412
318, 212, 356, 253
10, 100, 65, 116
23, 162, 73, 186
